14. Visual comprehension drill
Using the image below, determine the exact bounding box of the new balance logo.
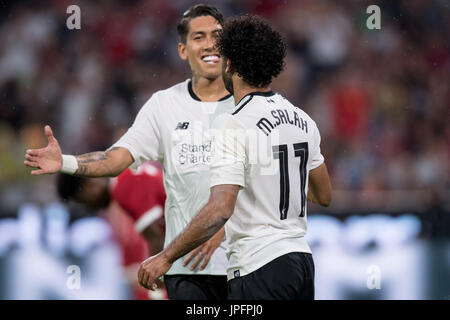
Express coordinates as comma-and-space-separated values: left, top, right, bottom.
267, 99, 275, 103
175, 122, 189, 130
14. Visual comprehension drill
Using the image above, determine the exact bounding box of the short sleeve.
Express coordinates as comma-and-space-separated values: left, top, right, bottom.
110, 94, 162, 171
210, 114, 247, 188
310, 120, 325, 170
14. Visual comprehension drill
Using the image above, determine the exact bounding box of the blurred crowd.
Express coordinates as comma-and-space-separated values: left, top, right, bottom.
0, 0, 449, 214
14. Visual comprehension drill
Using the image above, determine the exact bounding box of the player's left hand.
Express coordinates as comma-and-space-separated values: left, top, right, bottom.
182, 227, 225, 271
138, 253, 172, 291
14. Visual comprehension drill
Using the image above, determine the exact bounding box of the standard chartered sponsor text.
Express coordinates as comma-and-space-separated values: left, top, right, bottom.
178, 142, 212, 165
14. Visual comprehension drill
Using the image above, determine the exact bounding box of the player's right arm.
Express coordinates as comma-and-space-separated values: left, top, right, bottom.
24, 125, 133, 177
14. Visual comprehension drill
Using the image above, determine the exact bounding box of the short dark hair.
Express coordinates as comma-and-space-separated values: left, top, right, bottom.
217, 15, 286, 87
177, 4, 224, 44
57, 173, 83, 202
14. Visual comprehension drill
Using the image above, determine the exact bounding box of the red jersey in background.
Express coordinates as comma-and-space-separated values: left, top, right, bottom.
109, 162, 166, 300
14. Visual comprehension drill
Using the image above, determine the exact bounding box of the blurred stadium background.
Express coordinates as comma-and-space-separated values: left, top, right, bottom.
0, 0, 449, 299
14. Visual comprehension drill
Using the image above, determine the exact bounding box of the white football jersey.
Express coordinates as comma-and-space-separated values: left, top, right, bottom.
112, 79, 234, 275
210, 91, 324, 280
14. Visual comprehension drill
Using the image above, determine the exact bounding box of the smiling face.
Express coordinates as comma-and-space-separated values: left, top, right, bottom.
178, 15, 222, 81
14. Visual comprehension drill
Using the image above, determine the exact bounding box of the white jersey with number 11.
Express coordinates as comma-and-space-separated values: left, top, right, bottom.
210, 91, 324, 280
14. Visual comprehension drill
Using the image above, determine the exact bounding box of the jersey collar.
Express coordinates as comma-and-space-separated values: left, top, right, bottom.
233, 90, 275, 115
187, 80, 232, 102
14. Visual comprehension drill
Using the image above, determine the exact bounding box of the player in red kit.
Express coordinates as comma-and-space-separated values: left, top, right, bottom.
56, 161, 167, 299
110, 162, 166, 299
111, 162, 166, 255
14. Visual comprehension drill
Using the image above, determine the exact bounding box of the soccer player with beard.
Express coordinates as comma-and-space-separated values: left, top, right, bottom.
137, 15, 332, 300
24, 4, 232, 300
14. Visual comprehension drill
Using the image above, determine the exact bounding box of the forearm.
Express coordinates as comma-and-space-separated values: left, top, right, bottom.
163, 202, 228, 264
308, 163, 332, 207
74, 147, 131, 177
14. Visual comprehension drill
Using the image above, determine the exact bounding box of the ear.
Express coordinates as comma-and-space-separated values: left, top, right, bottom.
225, 58, 233, 73
178, 42, 187, 60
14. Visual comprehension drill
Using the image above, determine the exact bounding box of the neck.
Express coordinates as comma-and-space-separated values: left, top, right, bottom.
191, 75, 229, 102
232, 78, 271, 106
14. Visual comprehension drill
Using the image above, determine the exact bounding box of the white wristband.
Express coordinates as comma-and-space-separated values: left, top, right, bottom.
61, 155, 78, 175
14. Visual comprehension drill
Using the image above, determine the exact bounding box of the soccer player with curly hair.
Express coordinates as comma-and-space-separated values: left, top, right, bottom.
139, 15, 332, 300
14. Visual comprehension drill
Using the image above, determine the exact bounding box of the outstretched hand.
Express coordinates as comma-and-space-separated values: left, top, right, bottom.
24, 125, 63, 175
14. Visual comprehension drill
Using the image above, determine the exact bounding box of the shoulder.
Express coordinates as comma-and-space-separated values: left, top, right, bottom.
140, 80, 189, 112
152, 80, 189, 101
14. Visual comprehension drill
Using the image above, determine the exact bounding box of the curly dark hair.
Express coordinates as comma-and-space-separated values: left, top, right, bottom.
217, 15, 286, 87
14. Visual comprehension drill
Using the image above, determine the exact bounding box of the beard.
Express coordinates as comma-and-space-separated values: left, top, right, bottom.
222, 58, 234, 94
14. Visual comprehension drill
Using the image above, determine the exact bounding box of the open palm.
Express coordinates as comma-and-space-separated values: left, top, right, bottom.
24, 125, 63, 175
